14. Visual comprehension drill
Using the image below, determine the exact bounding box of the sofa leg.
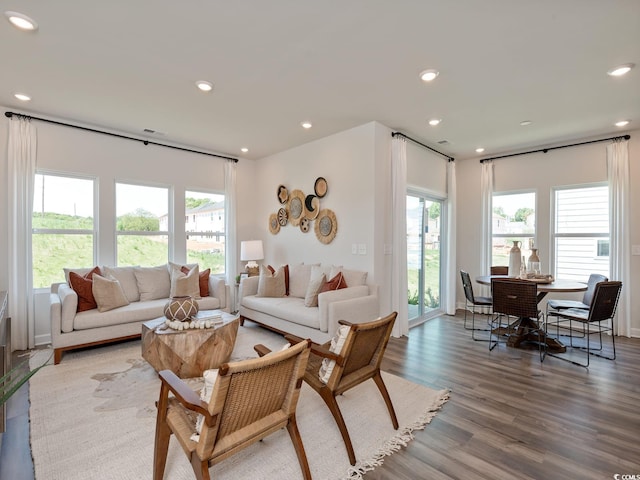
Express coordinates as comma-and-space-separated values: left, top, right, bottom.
239, 316, 245, 326
54, 348, 63, 365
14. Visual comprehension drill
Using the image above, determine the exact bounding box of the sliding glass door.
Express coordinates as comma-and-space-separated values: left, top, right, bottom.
407, 193, 442, 325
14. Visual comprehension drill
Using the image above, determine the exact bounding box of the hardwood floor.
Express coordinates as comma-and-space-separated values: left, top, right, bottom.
1, 311, 639, 479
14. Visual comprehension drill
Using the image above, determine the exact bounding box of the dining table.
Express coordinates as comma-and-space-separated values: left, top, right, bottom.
475, 275, 588, 351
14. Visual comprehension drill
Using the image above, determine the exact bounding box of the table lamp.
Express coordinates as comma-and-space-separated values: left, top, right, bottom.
240, 240, 264, 277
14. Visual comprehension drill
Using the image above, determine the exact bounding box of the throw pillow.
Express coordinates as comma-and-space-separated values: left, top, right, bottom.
64, 266, 97, 286
134, 265, 171, 301
192, 368, 219, 441
319, 272, 348, 293
102, 265, 140, 303
304, 270, 326, 307
256, 265, 286, 298
318, 325, 350, 384
92, 273, 130, 312
170, 265, 201, 299
181, 266, 210, 297
288, 263, 318, 298
68, 266, 101, 312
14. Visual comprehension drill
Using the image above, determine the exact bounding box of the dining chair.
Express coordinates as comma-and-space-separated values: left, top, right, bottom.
460, 270, 492, 341
546, 273, 608, 313
490, 266, 509, 275
489, 278, 542, 351
542, 281, 622, 367
153, 339, 312, 480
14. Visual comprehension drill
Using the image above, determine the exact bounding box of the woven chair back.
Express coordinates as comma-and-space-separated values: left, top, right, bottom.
460, 270, 476, 304
341, 313, 395, 377
587, 281, 622, 323
491, 278, 538, 319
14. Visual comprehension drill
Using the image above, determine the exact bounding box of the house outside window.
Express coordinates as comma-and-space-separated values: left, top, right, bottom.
32, 173, 96, 288
116, 182, 169, 266
492, 192, 536, 266
552, 184, 609, 281
183, 191, 225, 274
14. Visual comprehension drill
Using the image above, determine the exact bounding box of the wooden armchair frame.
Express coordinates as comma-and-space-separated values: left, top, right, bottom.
154, 339, 312, 480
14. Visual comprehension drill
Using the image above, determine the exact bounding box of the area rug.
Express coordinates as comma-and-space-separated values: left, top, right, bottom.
29, 324, 449, 480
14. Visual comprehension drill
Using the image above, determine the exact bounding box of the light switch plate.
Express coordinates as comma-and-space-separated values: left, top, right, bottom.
358, 243, 366, 255
352, 244, 358, 255
632, 245, 640, 256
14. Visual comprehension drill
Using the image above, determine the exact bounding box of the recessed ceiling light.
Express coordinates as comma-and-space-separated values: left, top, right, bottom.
428, 119, 441, 126
195, 80, 213, 92
14, 93, 31, 101
475, 147, 485, 153
615, 120, 630, 127
241, 147, 249, 153
301, 121, 312, 129
520, 120, 533, 126
607, 63, 635, 77
419, 69, 439, 82
5, 11, 38, 31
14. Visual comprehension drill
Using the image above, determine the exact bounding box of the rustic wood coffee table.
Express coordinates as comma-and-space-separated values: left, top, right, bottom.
141, 310, 239, 378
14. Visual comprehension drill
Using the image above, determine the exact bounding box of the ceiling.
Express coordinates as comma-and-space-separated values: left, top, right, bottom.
2, 0, 639, 161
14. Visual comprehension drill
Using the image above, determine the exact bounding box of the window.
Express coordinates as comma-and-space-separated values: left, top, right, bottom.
185, 190, 225, 274
553, 185, 609, 281
116, 183, 169, 266
32, 173, 95, 288
492, 192, 536, 266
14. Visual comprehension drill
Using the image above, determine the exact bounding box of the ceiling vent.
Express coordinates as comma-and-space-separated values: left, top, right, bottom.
143, 128, 166, 136
437, 140, 450, 145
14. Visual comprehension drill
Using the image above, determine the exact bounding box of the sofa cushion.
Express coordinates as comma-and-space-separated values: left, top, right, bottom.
102, 266, 140, 303
318, 324, 350, 383
68, 266, 101, 312
181, 266, 210, 297
242, 295, 320, 329
304, 268, 326, 307
170, 265, 201, 299
64, 266, 97, 286
329, 266, 367, 287
72, 298, 167, 330
92, 273, 130, 312
320, 272, 347, 293
134, 266, 171, 301
257, 265, 286, 298
288, 263, 319, 298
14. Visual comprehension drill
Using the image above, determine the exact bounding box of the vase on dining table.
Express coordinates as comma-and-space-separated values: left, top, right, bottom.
508, 240, 522, 277
528, 248, 541, 274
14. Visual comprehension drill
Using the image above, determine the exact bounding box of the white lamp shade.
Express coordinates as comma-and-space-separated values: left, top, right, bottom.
240, 240, 264, 262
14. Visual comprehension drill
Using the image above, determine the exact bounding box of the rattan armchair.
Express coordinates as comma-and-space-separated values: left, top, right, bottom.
153, 339, 312, 480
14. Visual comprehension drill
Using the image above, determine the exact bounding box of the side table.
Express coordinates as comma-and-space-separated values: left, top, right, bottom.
141, 310, 239, 378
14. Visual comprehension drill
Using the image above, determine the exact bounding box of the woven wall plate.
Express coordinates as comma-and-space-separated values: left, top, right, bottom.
269, 213, 280, 234
300, 217, 310, 233
304, 194, 320, 220
277, 185, 289, 204
288, 189, 305, 226
314, 177, 328, 197
277, 207, 288, 226
314, 208, 337, 244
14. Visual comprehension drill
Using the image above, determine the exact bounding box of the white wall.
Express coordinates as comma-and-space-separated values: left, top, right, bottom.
456, 129, 640, 336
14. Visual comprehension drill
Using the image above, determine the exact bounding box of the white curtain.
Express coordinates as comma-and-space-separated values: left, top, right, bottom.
606, 140, 631, 337
443, 161, 457, 315
480, 161, 494, 294
390, 136, 409, 337
224, 160, 238, 311
8, 115, 37, 350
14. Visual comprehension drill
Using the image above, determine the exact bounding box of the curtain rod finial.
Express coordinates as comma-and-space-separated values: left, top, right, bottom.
5, 111, 13, 118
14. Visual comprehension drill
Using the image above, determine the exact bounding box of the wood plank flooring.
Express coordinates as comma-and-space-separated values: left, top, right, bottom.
1, 311, 639, 479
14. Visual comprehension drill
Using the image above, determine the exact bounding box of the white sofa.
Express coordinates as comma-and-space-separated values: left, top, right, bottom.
238, 264, 380, 343
49, 264, 229, 364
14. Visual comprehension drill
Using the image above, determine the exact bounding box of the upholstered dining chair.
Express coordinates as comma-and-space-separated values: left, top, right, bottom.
546, 273, 608, 313
542, 281, 622, 368
256, 312, 398, 466
489, 278, 542, 351
153, 339, 312, 480
460, 270, 492, 340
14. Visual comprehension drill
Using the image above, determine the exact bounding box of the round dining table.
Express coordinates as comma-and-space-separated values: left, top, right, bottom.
475, 275, 588, 351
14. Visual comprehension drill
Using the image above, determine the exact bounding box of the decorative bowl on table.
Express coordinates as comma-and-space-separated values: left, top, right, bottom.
163, 296, 199, 321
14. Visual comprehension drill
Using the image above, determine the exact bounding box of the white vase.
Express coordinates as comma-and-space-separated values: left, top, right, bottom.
508, 241, 522, 277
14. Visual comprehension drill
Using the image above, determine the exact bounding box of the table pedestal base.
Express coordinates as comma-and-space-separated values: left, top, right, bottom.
495, 317, 566, 352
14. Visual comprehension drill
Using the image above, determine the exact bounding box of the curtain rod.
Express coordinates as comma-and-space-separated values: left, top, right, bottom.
392, 131, 454, 162
4, 111, 239, 162
479, 134, 630, 163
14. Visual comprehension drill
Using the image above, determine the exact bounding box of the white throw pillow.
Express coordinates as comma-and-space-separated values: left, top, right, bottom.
134, 265, 171, 301
92, 273, 130, 312
288, 263, 318, 298
191, 368, 219, 441
318, 325, 350, 384
256, 265, 286, 298
102, 265, 140, 302
304, 270, 326, 307
169, 264, 201, 299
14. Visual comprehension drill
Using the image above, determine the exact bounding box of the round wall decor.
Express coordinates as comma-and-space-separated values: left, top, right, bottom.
314, 208, 337, 244
288, 189, 305, 226
314, 177, 328, 197
277, 185, 289, 204
300, 218, 310, 233
269, 213, 280, 234
277, 207, 288, 226
304, 194, 320, 219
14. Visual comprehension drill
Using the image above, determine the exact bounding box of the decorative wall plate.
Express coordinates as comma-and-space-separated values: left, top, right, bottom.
268, 213, 280, 234
314, 177, 328, 197
314, 208, 337, 244
277, 185, 289, 204
277, 207, 288, 226
304, 194, 320, 219
300, 218, 310, 233
288, 189, 305, 226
